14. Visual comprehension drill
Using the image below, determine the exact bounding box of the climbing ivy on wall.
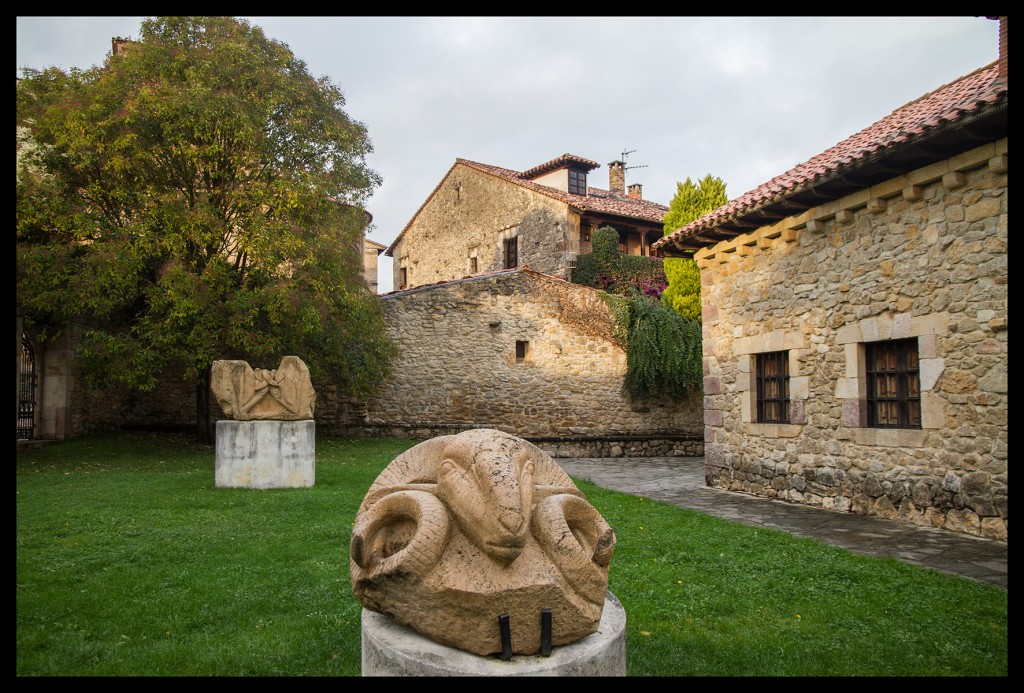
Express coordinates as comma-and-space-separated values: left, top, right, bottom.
575, 227, 703, 403
572, 226, 666, 301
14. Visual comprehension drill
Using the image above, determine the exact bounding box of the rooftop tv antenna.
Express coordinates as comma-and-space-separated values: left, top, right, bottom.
621, 149, 648, 172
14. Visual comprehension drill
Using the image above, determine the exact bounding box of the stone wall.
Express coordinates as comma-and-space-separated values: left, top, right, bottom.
33, 269, 706, 460
325, 268, 704, 457
18, 320, 204, 442
391, 164, 576, 289
697, 140, 1008, 540
78, 362, 199, 435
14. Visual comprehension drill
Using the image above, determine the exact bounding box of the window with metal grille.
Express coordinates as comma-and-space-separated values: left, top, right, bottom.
756, 350, 790, 423
865, 338, 921, 428
503, 237, 518, 269
569, 169, 587, 195
398, 267, 408, 289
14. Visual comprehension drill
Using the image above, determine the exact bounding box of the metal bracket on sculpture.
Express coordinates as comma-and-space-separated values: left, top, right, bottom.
499, 613, 513, 660
541, 608, 553, 656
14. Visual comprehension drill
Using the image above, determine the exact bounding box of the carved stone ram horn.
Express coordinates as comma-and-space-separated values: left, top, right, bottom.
531, 493, 617, 607
350, 490, 451, 583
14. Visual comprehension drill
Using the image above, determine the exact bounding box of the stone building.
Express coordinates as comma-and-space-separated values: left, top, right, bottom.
653, 17, 1008, 539
385, 153, 669, 290
325, 267, 704, 458
363, 237, 386, 293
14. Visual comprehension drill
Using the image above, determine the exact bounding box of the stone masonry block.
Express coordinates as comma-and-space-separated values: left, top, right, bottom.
891, 312, 912, 339
836, 323, 861, 345
835, 377, 860, 399
918, 333, 938, 359
844, 343, 860, 378
790, 376, 809, 401
910, 312, 950, 336
942, 171, 967, 190
918, 358, 945, 391
903, 185, 923, 201
740, 391, 752, 423
215, 419, 315, 489
840, 399, 863, 427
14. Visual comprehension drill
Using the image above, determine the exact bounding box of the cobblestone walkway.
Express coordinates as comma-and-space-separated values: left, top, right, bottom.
558, 456, 1007, 589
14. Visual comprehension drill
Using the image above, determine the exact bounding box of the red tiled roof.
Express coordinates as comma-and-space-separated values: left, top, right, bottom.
654, 60, 1007, 251
521, 153, 600, 178
386, 155, 669, 256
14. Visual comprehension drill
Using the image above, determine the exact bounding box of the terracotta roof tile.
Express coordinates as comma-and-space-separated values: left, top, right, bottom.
654, 61, 1007, 251
521, 153, 600, 178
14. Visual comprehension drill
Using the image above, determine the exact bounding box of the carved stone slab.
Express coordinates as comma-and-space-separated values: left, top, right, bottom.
211, 356, 315, 421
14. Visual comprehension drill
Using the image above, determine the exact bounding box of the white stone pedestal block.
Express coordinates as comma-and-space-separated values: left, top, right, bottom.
360, 592, 627, 677
215, 419, 315, 489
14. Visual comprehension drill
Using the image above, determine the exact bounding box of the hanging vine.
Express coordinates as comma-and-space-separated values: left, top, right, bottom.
580, 227, 703, 403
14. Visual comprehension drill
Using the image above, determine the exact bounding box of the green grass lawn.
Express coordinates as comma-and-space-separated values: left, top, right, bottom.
16, 432, 1008, 677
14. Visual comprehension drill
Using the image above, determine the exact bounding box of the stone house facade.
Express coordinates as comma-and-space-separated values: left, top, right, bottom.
385, 154, 668, 291
323, 267, 704, 458
363, 237, 386, 293
653, 18, 1008, 540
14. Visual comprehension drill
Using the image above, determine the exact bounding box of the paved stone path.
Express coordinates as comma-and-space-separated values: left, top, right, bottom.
558, 456, 1007, 589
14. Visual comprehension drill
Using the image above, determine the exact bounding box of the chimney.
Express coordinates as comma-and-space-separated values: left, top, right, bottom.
998, 16, 1007, 82
112, 37, 133, 57
627, 183, 643, 200
608, 160, 625, 195
987, 16, 1007, 82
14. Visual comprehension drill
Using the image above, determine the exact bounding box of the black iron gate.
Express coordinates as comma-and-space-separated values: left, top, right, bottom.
18, 333, 36, 440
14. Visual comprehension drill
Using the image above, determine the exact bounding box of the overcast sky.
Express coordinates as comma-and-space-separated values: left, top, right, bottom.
16, 16, 1001, 293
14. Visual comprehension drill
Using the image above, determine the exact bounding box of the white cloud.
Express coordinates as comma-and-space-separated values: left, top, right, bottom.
17, 16, 1001, 292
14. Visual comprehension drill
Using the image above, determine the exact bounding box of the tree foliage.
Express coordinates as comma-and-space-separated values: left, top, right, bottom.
599, 293, 702, 404
16, 17, 394, 438
660, 174, 728, 321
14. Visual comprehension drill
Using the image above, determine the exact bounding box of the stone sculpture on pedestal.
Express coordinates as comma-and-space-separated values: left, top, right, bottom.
211, 355, 316, 489
350, 428, 617, 657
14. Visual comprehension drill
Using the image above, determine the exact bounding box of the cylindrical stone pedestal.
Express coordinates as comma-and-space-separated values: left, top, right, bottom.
215, 419, 315, 488
360, 592, 627, 676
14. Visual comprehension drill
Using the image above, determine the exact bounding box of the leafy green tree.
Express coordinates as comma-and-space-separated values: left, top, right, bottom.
16, 16, 394, 442
660, 174, 728, 320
